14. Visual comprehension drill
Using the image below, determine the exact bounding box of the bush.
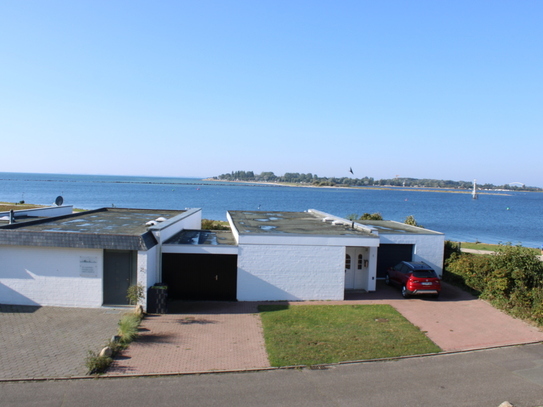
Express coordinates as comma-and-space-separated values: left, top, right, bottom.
201, 219, 230, 230
85, 351, 112, 374
86, 311, 144, 375
445, 244, 543, 325
444, 240, 461, 262
118, 313, 143, 344
126, 283, 145, 305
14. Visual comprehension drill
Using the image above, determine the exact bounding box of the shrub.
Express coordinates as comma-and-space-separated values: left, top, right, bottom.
404, 215, 423, 228
126, 283, 145, 305
85, 351, 112, 374
444, 244, 543, 326
444, 240, 461, 262
118, 313, 143, 344
201, 219, 230, 230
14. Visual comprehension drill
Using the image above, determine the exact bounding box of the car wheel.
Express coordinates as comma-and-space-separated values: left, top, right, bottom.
401, 286, 409, 298
385, 274, 391, 285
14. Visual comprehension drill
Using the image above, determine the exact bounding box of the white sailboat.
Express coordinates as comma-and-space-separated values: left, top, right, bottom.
472, 179, 478, 199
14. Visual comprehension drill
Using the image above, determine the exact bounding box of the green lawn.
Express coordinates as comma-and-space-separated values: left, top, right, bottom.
258, 304, 441, 367
460, 241, 540, 254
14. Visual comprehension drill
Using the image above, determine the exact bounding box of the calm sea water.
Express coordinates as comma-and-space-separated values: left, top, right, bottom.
1, 172, 542, 248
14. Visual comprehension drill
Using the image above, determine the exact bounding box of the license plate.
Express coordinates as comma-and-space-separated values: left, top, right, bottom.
421, 282, 432, 286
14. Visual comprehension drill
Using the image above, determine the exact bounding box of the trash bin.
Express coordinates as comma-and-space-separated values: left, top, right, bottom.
147, 284, 168, 314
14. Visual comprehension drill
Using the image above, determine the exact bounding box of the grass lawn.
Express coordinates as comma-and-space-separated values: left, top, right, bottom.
258, 304, 441, 367
460, 241, 540, 254
0, 202, 45, 211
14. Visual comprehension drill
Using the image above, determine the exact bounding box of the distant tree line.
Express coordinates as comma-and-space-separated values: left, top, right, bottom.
214, 171, 542, 191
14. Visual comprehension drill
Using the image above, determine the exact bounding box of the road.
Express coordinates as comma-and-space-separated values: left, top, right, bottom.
1, 344, 543, 407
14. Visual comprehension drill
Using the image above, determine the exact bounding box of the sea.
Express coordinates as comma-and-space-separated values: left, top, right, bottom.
1, 172, 542, 248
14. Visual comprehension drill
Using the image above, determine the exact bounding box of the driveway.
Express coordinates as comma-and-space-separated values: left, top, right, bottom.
0, 305, 124, 380
107, 301, 270, 375
107, 282, 543, 376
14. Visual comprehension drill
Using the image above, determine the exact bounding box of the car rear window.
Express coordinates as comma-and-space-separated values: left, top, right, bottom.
413, 270, 437, 278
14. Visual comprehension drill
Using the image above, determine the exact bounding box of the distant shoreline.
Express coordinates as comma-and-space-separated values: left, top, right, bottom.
201, 178, 512, 196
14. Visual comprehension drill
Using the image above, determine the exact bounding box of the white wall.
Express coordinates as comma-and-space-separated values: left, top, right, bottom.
379, 234, 445, 277
237, 244, 345, 301
0, 206, 73, 219
0, 245, 103, 308
150, 208, 202, 243
135, 246, 162, 311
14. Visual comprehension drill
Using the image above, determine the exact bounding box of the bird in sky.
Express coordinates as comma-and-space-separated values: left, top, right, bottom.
349, 167, 354, 175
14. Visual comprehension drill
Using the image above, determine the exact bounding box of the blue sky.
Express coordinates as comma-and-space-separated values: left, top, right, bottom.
1, 1, 542, 186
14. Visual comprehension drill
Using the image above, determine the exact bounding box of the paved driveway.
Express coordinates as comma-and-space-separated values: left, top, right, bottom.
107, 282, 543, 376
2, 283, 542, 380
342, 282, 543, 352
0, 305, 124, 380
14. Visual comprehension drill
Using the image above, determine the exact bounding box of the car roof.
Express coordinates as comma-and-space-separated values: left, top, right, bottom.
401, 261, 434, 270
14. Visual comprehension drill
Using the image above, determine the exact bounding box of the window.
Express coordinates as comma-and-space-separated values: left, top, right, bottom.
345, 254, 351, 269
358, 254, 363, 269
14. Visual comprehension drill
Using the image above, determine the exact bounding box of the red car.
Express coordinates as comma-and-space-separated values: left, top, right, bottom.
385, 261, 441, 298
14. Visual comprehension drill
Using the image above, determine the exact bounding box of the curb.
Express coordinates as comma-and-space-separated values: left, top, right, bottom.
1, 340, 541, 383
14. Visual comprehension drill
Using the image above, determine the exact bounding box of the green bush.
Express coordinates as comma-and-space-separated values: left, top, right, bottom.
118, 313, 142, 344
443, 240, 461, 262
445, 244, 543, 325
85, 350, 112, 374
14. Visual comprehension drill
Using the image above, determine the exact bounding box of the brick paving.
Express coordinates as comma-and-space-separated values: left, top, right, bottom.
2, 282, 543, 380
0, 305, 125, 379
300, 282, 543, 352
107, 282, 543, 376
107, 301, 270, 375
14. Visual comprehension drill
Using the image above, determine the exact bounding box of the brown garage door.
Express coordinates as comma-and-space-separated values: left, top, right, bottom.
376, 244, 413, 279
162, 253, 237, 301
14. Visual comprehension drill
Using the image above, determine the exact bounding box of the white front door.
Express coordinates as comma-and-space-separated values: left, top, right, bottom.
345, 247, 368, 290
345, 251, 355, 289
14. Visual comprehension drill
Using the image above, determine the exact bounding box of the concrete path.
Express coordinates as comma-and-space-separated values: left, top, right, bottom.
106, 282, 543, 376
0, 305, 124, 380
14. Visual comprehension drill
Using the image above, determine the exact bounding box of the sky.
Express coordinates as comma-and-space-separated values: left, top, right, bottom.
1, 1, 542, 187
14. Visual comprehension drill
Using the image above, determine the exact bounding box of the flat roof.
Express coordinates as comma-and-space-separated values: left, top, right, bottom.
228, 210, 378, 237
1, 208, 185, 235
357, 220, 443, 235
0, 208, 187, 250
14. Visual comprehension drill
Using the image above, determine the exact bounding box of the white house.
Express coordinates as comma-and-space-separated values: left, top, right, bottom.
0, 207, 201, 308
1, 206, 444, 309
161, 209, 444, 302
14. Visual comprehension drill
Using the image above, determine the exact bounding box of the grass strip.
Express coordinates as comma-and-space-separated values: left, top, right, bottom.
259, 304, 440, 367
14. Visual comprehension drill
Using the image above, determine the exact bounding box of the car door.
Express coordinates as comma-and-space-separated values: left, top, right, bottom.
390, 263, 403, 285
399, 264, 411, 286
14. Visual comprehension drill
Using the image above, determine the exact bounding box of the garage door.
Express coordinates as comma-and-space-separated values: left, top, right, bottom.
162, 253, 237, 301
376, 244, 413, 279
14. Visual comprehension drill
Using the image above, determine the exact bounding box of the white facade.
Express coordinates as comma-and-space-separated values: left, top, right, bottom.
237, 244, 345, 301
0, 246, 104, 307
0, 207, 202, 309
379, 232, 445, 278
1, 206, 445, 307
